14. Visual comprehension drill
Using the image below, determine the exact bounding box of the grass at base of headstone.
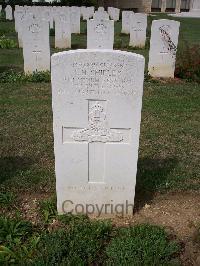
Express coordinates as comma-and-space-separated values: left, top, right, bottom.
0, 210, 181, 265
0, 69, 50, 83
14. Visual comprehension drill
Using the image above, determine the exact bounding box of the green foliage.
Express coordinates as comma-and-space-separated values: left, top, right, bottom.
32, 218, 112, 265
0, 35, 17, 49
0, 216, 39, 264
0, 216, 33, 247
0, 69, 50, 83
106, 224, 180, 265
175, 43, 200, 83
0, 192, 15, 207
0, 235, 40, 264
0, 212, 181, 265
39, 197, 57, 223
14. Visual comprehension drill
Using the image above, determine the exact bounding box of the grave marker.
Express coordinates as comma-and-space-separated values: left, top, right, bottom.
148, 19, 180, 78
51, 50, 145, 216
129, 13, 147, 48
55, 11, 71, 48
122, 11, 133, 34
87, 19, 114, 49
70, 6, 80, 34
23, 18, 50, 73
5, 5, 13, 20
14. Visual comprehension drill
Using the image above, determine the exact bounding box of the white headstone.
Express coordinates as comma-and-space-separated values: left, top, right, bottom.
70, 6, 80, 34
93, 10, 109, 20
87, 19, 114, 49
55, 12, 71, 49
51, 50, 145, 216
98, 7, 104, 12
23, 18, 50, 74
108, 7, 120, 21
148, 19, 180, 78
14, 7, 24, 32
80, 6, 86, 17
121, 11, 133, 34
5, 5, 13, 20
0, 5, 2, 14
82, 6, 94, 20
82, 7, 91, 20
129, 13, 147, 48
14, 8, 26, 48
88, 6, 95, 18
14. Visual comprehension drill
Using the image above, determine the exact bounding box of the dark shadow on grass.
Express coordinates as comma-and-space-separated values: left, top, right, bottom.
0, 156, 34, 184
0, 66, 21, 73
134, 157, 178, 213
71, 43, 86, 49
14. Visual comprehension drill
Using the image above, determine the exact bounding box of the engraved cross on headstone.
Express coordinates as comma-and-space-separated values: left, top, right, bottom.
62, 100, 131, 183
32, 50, 42, 70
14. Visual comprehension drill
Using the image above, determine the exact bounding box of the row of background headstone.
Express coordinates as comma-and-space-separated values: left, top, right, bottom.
1, 5, 180, 79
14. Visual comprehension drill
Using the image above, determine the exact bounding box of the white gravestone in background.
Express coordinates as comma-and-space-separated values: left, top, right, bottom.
70, 6, 80, 34
82, 7, 90, 20
129, 13, 147, 48
98, 7, 104, 11
122, 11, 133, 34
14, 8, 24, 32
93, 10, 109, 20
51, 50, 145, 216
5, 5, 13, 20
88, 6, 95, 17
87, 19, 114, 49
15, 10, 26, 48
80, 6, 86, 17
55, 12, 71, 49
108, 7, 120, 21
23, 18, 50, 74
148, 19, 180, 78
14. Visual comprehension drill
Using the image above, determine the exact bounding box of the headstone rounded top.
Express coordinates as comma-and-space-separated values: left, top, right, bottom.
52, 49, 144, 61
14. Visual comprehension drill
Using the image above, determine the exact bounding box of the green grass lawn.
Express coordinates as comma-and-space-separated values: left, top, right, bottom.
0, 14, 200, 265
